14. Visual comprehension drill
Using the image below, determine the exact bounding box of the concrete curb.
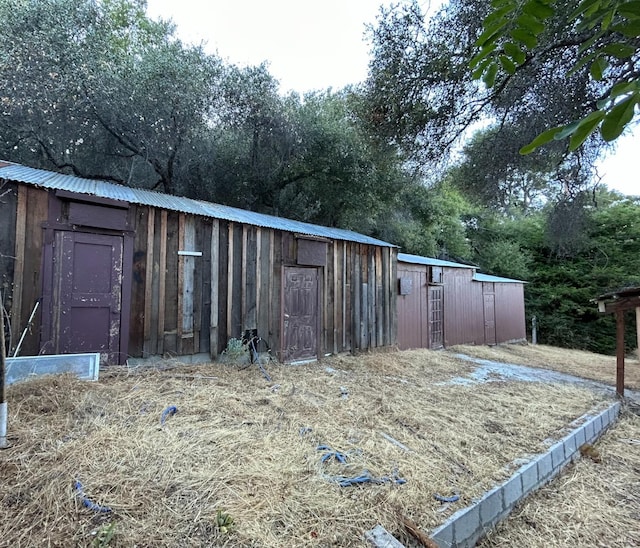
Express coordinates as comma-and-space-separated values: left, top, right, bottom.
429, 401, 621, 548
365, 401, 621, 548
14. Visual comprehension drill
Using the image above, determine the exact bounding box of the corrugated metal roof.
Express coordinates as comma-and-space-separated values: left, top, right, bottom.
473, 272, 526, 284
397, 252, 477, 269
0, 161, 395, 247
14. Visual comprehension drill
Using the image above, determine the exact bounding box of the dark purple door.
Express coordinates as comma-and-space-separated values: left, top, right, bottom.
54, 231, 123, 362
283, 267, 319, 362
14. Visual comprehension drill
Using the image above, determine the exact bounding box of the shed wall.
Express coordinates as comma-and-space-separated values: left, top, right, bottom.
3, 183, 396, 363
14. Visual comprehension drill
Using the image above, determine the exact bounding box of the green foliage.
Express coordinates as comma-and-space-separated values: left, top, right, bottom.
0, 0, 222, 193
470, 195, 640, 354
364, 0, 602, 195
473, 0, 640, 152
221, 338, 247, 363
92, 522, 116, 547
214, 508, 235, 534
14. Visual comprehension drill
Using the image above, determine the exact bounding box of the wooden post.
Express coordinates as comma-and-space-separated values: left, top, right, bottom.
636, 307, 640, 362
0, 290, 8, 448
616, 309, 625, 398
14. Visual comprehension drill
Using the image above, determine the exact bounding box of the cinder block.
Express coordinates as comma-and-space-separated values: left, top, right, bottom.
364, 525, 404, 548
575, 427, 586, 448
452, 504, 481, 546
430, 519, 454, 547
536, 451, 553, 482
608, 404, 619, 424
519, 460, 538, 493
502, 474, 523, 509
584, 418, 596, 442
479, 486, 505, 528
563, 431, 578, 458
550, 442, 566, 470
600, 409, 611, 429
593, 414, 603, 433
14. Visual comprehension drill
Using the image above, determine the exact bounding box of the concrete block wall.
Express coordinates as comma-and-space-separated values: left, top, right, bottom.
366, 402, 622, 548
428, 401, 621, 547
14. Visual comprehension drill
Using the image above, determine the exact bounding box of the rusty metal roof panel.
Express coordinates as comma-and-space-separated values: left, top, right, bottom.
398, 252, 477, 269
0, 161, 395, 247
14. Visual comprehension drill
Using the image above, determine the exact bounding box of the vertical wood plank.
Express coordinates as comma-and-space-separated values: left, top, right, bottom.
255, 228, 262, 332
18, 187, 48, 355
157, 210, 167, 355
616, 310, 625, 397
227, 223, 234, 342
636, 307, 640, 363
176, 214, 185, 354
368, 248, 375, 348
210, 219, 219, 358
143, 208, 155, 356
390, 248, 398, 346
353, 245, 361, 350
258, 229, 271, 343
333, 242, 339, 354
241, 224, 247, 329
376, 247, 383, 347
10, 185, 27, 349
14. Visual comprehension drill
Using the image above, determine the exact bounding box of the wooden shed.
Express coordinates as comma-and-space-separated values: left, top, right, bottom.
0, 161, 397, 365
397, 253, 526, 350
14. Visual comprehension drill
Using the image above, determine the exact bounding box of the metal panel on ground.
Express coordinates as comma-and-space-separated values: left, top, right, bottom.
6, 353, 100, 384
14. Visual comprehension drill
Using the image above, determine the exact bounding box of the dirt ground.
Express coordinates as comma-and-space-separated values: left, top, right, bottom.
0, 346, 622, 547
451, 343, 640, 548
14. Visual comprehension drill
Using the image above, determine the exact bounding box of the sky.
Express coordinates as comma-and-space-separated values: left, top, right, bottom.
146, 0, 637, 197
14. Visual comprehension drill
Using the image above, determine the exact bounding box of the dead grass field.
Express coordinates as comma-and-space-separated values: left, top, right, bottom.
480, 409, 640, 547
450, 343, 640, 391
0, 349, 614, 547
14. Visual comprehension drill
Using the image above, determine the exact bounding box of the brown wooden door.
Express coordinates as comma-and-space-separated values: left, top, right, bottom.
397, 269, 428, 350
53, 231, 123, 363
428, 286, 444, 349
283, 267, 319, 362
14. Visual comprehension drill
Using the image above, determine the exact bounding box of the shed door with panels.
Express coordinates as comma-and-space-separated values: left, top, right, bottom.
397, 269, 428, 350
283, 267, 319, 362
483, 291, 497, 345
53, 231, 123, 362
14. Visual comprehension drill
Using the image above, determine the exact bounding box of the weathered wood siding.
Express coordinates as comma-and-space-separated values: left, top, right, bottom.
130, 211, 396, 360
2, 182, 396, 362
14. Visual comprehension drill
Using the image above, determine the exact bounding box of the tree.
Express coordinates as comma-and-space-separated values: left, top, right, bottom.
472, 0, 640, 152
364, 0, 603, 192
0, 0, 222, 194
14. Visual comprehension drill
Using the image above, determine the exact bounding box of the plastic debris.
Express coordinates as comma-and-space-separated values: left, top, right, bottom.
74, 480, 112, 513
434, 493, 460, 503
160, 405, 178, 426
317, 444, 348, 464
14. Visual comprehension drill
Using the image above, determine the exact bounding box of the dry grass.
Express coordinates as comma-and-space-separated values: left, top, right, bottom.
480, 408, 640, 547
0, 349, 613, 547
450, 343, 640, 391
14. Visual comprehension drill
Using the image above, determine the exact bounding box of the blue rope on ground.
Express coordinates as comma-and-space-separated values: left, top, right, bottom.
160, 405, 178, 426
316, 444, 407, 487
334, 471, 407, 487
434, 493, 460, 503
258, 362, 272, 382
73, 480, 112, 513
317, 444, 348, 464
